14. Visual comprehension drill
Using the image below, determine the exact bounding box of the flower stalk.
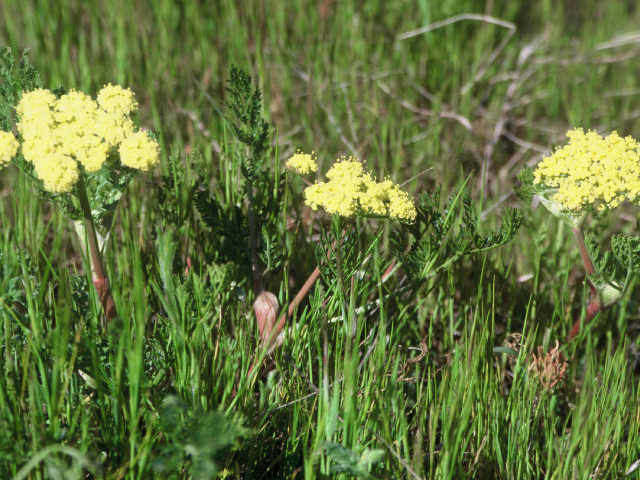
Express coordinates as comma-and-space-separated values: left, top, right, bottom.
572, 227, 596, 276
568, 299, 601, 341
566, 226, 627, 340
245, 263, 322, 383
567, 227, 601, 340
76, 174, 117, 325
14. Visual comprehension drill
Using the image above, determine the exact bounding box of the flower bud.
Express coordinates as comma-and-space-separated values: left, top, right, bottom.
254, 290, 279, 343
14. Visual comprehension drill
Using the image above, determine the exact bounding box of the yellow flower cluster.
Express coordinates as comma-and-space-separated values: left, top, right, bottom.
286, 151, 317, 175
0, 131, 19, 167
14, 85, 158, 193
97, 83, 138, 116
304, 157, 416, 222
534, 128, 640, 211
119, 131, 159, 171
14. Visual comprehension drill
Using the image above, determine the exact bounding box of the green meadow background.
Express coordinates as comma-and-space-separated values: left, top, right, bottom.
1, 0, 640, 478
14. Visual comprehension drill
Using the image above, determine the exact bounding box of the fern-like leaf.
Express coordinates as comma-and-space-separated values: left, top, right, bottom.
393, 184, 522, 283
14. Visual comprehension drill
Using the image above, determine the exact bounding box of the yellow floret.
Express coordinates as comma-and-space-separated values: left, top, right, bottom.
21, 134, 55, 163
305, 181, 359, 216
97, 84, 138, 116
72, 134, 110, 172
54, 90, 98, 124
33, 152, 79, 193
16, 89, 56, 140
286, 151, 317, 175
388, 189, 417, 222
304, 156, 416, 222
17, 114, 54, 141
16, 89, 56, 120
534, 128, 640, 211
0, 131, 19, 167
359, 180, 394, 216
94, 111, 135, 146
118, 131, 160, 171
325, 157, 366, 181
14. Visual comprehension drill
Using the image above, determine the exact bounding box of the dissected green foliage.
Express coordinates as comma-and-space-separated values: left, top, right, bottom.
225, 65, 269, 181
0, 46, 40, 130
323, 442, 384, 479
586, 233, 640, 286
195, 66, 286, 279
395, 183, 523, 283
153, 396, 246, 479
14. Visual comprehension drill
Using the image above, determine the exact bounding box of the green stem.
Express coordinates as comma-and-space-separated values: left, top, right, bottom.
2, 306, 15, 395
247, 180, 262, 294
76, 174, 117, 324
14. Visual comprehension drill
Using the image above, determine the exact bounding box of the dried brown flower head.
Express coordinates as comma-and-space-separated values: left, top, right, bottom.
528, 341, 568, 392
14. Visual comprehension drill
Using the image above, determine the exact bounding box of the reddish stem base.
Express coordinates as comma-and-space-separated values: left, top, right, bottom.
567, 300, 601, 341
92, 273, 117, 322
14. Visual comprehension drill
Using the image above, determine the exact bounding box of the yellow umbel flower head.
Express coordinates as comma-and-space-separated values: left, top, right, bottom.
14, 85, 158, 193
0, 131, 19, 167
534, 128, 640, 211
304, 156, 416, 222
286, 151, 317, 175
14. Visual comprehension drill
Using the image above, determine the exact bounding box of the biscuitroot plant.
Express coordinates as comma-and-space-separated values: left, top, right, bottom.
286, 151, 521, 338
0, 47, 159, 326
520, 128, 640, 340
282, 152, 417, 341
